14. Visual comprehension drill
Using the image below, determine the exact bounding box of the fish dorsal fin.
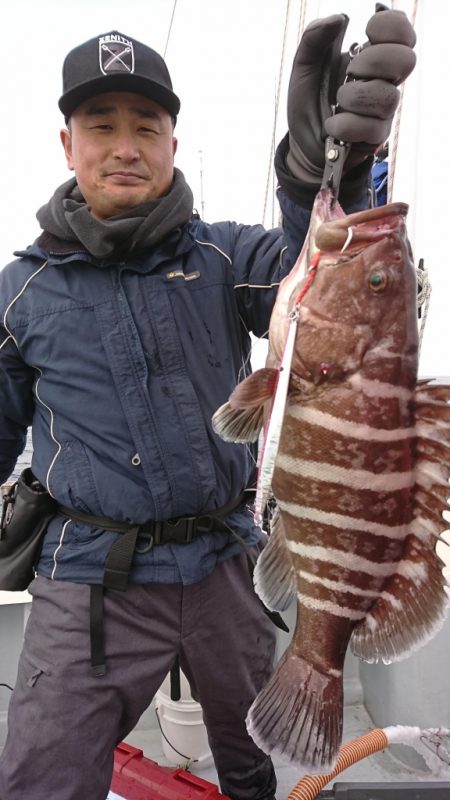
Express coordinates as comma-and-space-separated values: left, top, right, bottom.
350, 533, 448, 664
253, 508, 297, 612
211, 368, 278, 443
351, 381, 450, 664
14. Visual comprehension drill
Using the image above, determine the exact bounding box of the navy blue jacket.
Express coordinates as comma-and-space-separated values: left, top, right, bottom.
0, 188, 367, 585
0, 189, 310, 585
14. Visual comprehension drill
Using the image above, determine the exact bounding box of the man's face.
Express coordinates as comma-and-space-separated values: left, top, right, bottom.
60, 91, 178, 219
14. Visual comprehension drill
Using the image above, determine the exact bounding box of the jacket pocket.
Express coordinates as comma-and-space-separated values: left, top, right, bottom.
61, 440, 101, 513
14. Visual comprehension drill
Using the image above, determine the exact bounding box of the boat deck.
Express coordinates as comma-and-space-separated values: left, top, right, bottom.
122, 701, 444, 799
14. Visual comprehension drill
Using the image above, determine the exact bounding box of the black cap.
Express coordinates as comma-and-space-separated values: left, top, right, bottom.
58, 31, 180, 120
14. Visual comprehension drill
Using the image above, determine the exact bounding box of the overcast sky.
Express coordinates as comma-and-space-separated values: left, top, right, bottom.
1, 0, 448, 378
1, 0, 372, 231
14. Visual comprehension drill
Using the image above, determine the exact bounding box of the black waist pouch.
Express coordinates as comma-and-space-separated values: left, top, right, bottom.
0, 468, 57, 591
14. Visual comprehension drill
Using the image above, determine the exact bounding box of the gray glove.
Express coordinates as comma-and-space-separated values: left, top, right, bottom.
285, 7, 416, 188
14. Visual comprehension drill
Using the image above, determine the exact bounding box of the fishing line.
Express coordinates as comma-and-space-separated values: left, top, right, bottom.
340, 226, 353, 253
238, 344, 254, 384
236, 311, 260, 383
292, 250, 320, 304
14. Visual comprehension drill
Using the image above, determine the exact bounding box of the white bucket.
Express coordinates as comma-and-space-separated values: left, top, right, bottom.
155, 670, 213, 769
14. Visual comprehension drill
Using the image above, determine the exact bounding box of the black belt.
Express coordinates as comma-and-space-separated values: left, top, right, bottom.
57, 491, 253, 676
58, 494, 248, 549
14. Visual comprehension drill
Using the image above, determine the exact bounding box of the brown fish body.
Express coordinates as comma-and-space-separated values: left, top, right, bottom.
212, 190, 450, 772
274, 199, 418, 667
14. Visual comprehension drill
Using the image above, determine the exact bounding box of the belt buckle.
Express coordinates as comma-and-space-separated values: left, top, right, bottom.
164, 516, 196, 544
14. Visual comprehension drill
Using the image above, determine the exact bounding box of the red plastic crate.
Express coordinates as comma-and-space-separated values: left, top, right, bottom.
111, 741, 230, 799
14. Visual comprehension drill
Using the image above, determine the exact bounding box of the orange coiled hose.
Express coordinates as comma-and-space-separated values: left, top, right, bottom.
287, 728, 390, 800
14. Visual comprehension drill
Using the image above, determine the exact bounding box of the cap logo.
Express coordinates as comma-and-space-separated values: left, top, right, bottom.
99, 34, 135, 75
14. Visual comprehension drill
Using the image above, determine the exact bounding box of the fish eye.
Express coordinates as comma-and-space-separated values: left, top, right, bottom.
368, 270, 388, 292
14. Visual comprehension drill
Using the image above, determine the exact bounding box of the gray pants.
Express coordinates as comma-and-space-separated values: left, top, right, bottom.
0, 552, 277, 800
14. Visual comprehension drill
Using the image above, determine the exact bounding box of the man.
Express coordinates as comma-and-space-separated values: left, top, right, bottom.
0, 11, 415, 800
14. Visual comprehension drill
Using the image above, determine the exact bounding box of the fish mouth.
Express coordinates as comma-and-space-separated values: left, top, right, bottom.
315, 202, 408, 252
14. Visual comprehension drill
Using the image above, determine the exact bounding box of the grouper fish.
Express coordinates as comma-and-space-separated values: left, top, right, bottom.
212, 189, 450, 772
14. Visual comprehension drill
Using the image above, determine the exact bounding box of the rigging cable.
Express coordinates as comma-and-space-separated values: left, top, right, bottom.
164, 0, 178, 58
384, 1, 427, 354
296, 0, 308, 44
262, 0, 292, 226
387, 0, 419, 203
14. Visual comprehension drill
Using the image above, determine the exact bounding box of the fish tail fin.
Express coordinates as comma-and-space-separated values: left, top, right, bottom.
246, 650, 342, 772
212, 368, 278, 443
254, 509, 297, 611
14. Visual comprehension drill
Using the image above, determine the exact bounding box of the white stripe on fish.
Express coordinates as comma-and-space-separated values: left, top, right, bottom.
396, 559, 428, 583
287, 540, 399, 577
416, 421, 450, 445
410, 516, 442, 542
299, 569, 383, 598
349, 374, 413, 400
286, 405, 415, 441
297, 592, 367, 620
415, 461, 450, 488
278, 500, 409, 540
299, 570, 403, 609
276, 454, 414, 491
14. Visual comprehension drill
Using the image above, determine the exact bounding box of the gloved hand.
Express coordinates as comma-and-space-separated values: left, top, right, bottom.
279, 6, 416, 204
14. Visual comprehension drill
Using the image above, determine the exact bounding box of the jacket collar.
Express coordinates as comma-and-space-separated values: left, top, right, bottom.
15, 222, 198, 272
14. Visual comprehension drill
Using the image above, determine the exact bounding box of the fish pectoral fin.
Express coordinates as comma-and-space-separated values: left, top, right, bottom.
212, 368, 278, 443
246, 651, 343, 772
350, 533, 448, 664
212, 401, 264, 443
229, 367, 279, 408
253, 509, 297, 611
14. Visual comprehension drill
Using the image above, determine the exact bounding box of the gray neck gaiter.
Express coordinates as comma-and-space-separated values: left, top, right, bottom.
36, 167, 194, 258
